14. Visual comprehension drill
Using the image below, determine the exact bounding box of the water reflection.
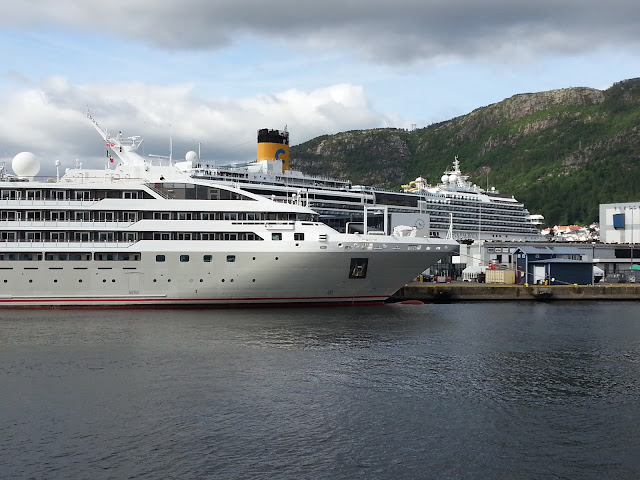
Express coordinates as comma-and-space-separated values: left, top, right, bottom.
2, 302, 640, 479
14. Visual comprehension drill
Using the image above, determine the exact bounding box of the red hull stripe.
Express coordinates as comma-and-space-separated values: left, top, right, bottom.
0, 295, 386, 304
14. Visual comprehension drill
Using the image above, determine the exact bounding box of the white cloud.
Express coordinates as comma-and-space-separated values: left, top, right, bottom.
0, 78, 389, 176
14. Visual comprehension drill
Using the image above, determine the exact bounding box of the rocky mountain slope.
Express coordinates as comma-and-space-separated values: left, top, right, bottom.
291, 78, 640, 226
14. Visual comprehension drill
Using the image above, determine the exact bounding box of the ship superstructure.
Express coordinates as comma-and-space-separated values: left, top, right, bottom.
146, 125, 545, 242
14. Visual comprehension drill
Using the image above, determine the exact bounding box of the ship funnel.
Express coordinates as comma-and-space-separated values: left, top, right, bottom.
257, 128, 290, 172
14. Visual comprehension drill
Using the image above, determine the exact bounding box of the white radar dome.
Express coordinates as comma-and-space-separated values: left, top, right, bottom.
448, 174, 458, 184
185, 151, 198, 162
441, 175, 448, 183
12, 152, 40, 178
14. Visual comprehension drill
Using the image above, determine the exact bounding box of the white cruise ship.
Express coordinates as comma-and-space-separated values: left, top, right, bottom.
168, 128, 544, 242
0, 119, 457, 308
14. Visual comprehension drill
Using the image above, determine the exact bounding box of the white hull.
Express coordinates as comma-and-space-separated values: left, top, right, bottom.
0, 237, 453, 307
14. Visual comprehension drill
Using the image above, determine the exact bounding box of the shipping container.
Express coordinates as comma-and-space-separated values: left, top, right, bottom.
485, 269, 516, 284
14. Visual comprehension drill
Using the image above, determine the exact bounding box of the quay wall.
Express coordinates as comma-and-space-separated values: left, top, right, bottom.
390, 284, 640, 302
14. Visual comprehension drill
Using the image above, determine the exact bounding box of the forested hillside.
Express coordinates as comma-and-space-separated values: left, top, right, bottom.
290, 78, 640, 226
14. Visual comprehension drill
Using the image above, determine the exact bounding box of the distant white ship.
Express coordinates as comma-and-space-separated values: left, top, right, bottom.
162, 128, 544, 242
0, 116, 456, 308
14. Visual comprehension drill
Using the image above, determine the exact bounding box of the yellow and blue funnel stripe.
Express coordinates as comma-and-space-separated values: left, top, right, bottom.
257, 128, 290, 171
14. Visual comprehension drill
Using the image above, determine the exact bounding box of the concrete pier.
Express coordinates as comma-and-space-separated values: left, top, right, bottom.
389, 283, 640, 302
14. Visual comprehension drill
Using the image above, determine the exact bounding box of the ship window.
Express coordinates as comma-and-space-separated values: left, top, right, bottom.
94, 253, 117, 261
180, 255, 189, 262
294, 233, 304, 241
98, 232, 115, 242
178, 212, 192, 220
123, 191, 139, 199
26, 232, 42, 241
1, 211, 18, 221
224, 213, 238, 221
156, 255, 165, 262
272, 233, 282, 241
203, 255, 212, 262
26, 190, 42, 200
226, 255, 236, 263
349, 258, 368, 279
2, 190, 20, 199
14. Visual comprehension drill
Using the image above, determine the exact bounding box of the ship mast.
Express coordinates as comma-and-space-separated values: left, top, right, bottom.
86, 110, 146, 166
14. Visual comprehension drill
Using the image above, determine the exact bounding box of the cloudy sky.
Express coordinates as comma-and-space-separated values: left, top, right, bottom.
1, 0, 639, 175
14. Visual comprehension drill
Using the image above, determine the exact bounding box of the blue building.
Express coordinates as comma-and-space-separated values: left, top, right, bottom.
514, 246, 593, 285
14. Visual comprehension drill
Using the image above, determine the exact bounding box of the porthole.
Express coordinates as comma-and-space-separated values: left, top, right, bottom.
54, 279, 58, 283
252, 279, 256, 282
112, 279, 116, 282
3, 279, 6, 283
275, 257, 279, 260
79, 279, 82, 283
29, 279, 32, 283
252, 257, 256, 260
230, 279, 234, 283
221, 279, 225, 283
153, 279, 157, 283
103, 279, 107, 283
200, 279, 203, 283
167, 279, 171, 283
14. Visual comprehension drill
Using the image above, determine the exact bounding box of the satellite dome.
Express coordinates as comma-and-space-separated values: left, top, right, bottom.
185, 151, 198, 162
441, 175, 448, 183
448, 174, 458, 184
12, 152, 40, 178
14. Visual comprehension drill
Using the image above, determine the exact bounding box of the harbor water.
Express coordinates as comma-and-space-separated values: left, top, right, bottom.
1, 302, 639, 479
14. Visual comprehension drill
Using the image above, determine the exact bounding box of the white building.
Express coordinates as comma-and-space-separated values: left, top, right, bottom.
599, 202, 640, 244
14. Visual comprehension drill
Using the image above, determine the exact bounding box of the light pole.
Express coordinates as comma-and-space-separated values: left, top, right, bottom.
592, 241, 596, 285
630, 206, 637, 269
